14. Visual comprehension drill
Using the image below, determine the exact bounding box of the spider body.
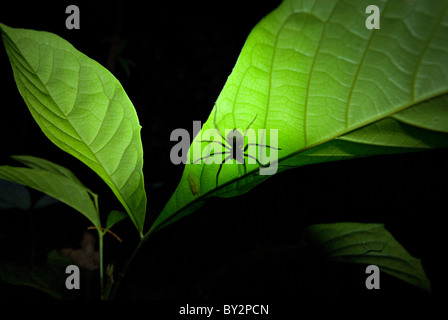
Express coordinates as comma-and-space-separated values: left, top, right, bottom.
228, 129, 245, 164
194, 105, 280, 188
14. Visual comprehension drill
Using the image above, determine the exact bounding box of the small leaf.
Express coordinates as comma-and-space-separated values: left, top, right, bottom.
34, 194, 59, 209
0, 165, 100, 227
0, 179, 31, 210
0, 23, 147, 235
0, 250, 73, 299
304, 222, 431, 292
105, 210, 127, 231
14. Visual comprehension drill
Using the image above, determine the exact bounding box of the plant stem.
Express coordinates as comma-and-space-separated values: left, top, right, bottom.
107, 231, 151, 299
98, 228, 105, 299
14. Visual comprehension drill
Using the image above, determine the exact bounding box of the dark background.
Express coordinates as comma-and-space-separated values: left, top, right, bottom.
0, 0, 446, 304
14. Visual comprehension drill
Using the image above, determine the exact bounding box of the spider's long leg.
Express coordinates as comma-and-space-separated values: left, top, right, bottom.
245, 143, 281, 150
243, 114, 258, 138
193, 151, 230, 164
245, 154, 280, 169
244, 154, 262, 166
216, 154, 234, 188
216, 163, 223, 188
196, 140, 231, 151
212, 104, 231, 146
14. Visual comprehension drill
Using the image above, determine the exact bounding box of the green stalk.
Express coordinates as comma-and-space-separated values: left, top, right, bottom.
98, 228, 105, 299
107, 232, 150, 300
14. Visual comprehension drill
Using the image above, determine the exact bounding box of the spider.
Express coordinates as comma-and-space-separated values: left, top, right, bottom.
193, 105, 281, 188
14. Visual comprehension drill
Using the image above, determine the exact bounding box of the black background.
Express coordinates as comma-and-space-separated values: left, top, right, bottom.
0, 0, 446, 304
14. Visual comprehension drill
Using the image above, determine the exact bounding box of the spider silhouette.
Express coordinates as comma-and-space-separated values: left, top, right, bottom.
193, 105, 281, 188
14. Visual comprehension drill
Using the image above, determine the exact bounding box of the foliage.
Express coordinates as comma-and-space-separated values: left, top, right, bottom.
1, 0, 447, 299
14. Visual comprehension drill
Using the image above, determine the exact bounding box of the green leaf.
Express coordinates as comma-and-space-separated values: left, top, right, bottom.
150, 0, 448, 233
0, 23, 146, 235
304, 222, 431, 292
0, 165, 100, 227
105, 210, 127, 231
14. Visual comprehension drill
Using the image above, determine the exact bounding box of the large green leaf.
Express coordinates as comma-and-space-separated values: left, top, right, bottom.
304, 222, 431, 292
150, 0, 448, 233
0, 163, 100, 227
0, 23, 147, 235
